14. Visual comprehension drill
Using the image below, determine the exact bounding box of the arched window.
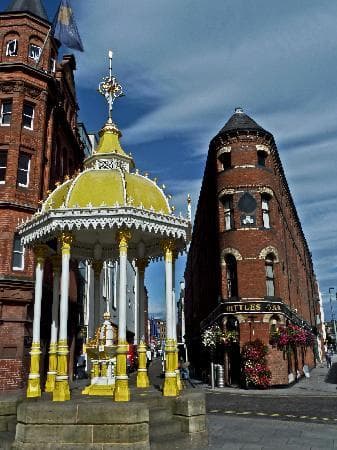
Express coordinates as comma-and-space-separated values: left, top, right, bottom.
4, 31, 19, 57
28, 36, 43, 63
221, 195, 233, 230
218, 152, 231, 170
261, 194, 271, 228
50, 50, 56, 73
269, 314, 281, 343
257, 150, 267, 166
265, 253, 275, 296
6, 39, 18, 56
12, 234, 24, 270
225, 254, 238, 298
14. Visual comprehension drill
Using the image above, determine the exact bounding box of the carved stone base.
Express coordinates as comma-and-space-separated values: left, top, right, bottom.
26, 377, 41, 398
114, 378, 130, 402
52, 379, 70, 402
136, 369, 150, 388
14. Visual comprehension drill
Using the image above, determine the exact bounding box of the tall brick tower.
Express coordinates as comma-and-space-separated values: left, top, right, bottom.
185, 108, 321, 386
0, 0, 84, 390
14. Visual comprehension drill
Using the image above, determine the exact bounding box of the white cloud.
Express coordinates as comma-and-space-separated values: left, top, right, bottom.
71, 0, 337, 312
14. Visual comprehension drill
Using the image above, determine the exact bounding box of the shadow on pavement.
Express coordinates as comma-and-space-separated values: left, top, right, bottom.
325, 362, 337, 383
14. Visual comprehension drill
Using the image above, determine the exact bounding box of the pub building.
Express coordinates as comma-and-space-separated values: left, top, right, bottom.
185, 108, 323, 386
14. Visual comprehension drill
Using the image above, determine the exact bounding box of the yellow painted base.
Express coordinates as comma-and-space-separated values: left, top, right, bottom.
26, 377, 41, 398
45, 373, 56, 392
163, 376, 179, 397
136, 370, 150, 388
53, 380, 70, 402
45, 346, 58, 392
82, 383, 115, 396
114, 379, 130, 402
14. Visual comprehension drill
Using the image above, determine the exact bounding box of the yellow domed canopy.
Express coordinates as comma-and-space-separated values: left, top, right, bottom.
43, 168, 170, 214
42, 113, 171, 215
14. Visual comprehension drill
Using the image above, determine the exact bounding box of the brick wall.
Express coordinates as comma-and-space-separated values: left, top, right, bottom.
185, 114, 320, 386
0, 9, 83, 390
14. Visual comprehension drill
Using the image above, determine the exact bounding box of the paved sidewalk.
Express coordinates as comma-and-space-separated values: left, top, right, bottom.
194, 355, 337, 397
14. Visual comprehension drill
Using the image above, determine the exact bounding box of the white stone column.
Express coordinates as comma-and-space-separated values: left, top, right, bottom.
172, 258, 177, 342
162, 240, 178, 396
136, 258, 150, 388
172, 258, 182, 390
45, 255, 61, 392
114, 229, 132, 402
134, 265, 139, 345
136, 258, 148, 342
53, 233, 73, 402
26, 245, 47, 398
92, 260, 103, 333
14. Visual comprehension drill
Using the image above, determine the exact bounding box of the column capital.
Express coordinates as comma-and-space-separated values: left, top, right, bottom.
58, 233, 73, 255
33, 244, 49, 264
135, 257, 148, 274
92, 259, 103, 276
50, 255, 61, 272
117, 229, 132, 254
161, 239, 175, 263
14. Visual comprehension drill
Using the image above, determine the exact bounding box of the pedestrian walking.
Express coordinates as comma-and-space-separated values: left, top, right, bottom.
326, 348, 333, 368
146, 347, 152, 369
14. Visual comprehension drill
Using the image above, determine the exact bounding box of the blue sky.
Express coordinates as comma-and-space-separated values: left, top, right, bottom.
8, 0, 337, 319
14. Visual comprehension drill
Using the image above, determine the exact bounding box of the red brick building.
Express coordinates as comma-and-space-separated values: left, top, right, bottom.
0, 0, 84, 390
185, 108, 321, 386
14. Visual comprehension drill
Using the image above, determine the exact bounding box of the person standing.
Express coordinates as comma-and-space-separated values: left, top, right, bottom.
146, 347, 152, 369
326, 347, 332, 369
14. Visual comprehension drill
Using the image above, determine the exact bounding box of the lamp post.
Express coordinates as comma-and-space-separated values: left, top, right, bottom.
328, 287, 337, 349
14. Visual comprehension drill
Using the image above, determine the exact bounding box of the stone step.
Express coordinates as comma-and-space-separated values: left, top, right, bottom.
0, 431, 15, 450
150, 430, 208, 450
149, 417, 182, 439
149, 406, 173, 423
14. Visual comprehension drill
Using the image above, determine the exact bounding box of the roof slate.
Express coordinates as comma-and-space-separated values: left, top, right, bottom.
219, 108, 269, 135
5, 0, 49, 21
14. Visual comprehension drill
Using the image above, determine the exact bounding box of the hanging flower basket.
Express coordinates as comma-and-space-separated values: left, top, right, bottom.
201, 324, 223, 350
222, 330, 239, 345
241, 339, 271, 389
270, 324, 315, 351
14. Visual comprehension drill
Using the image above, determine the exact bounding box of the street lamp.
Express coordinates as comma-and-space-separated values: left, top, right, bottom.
328, 287, 337, 347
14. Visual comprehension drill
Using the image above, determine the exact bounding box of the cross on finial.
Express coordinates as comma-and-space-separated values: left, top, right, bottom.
98, 50, 123, 120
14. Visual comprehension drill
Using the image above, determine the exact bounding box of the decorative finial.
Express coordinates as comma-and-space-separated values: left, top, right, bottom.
187, 193, 192, 221
98, 50, 123, 121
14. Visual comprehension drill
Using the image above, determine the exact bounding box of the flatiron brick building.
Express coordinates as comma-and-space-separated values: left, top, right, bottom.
185, 108, 322, 386
0, 0, 84, 390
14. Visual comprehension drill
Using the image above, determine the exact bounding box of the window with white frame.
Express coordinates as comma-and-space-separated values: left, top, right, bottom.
1, 100, 12, 126
50, 58, 56, 73
12, 234, 24, 270
17, 153, 31, 187
22, 103, 35, 129
6, 39, 18, 56
265, 253, 275, 296
225, 254, 238, 298
28, 44, 41, 61
0, 151, 7, 184
261, 195, 271, 228
222, 195, 233, 230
